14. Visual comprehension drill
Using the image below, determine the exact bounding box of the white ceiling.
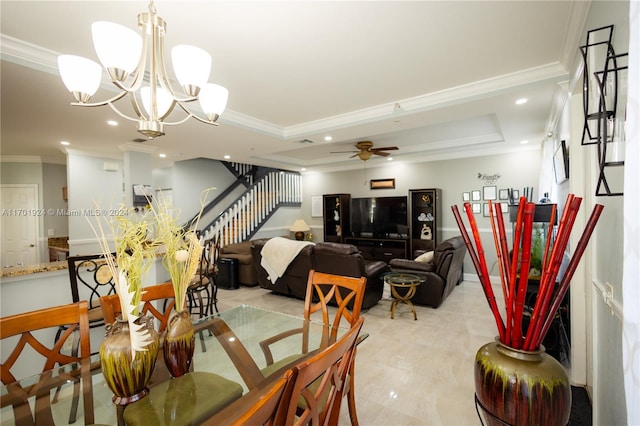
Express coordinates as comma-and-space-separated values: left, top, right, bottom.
0, 1, 588, 173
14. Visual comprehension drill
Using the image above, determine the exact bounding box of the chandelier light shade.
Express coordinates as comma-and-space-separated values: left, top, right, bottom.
57, 1, 228, 138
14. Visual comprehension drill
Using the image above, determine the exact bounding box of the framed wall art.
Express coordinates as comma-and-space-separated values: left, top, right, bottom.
370, 178, 395, 189
483, 185, 497, 200
553, 140, 569, 184
471, 190, 481, 201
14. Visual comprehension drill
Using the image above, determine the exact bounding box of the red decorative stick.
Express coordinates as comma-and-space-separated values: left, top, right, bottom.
525, 195, 582, 350
489, 201, 508, 303
535, 204, 604, 349
511, 202, 535, 348
506, 198, 526, 346
495, 203, 512, 301
452, 204, 506, 341
541, 204, 557, 273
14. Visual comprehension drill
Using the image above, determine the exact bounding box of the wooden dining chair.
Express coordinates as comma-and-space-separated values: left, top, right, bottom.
205, 368, 297, 426
187, 236, 219, 319
282, 317, 365, 426
260, 270, 366, 425
99, 281, 176, 332
0, 301, 94, 425
66, 253, 118, 333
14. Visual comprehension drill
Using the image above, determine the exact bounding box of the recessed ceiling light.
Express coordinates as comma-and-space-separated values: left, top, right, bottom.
107, 120, 118, 126
324, 136, 332, 142
387, 157, 393, 161
516, 98, 528, 105
520, 140, 529, 144
301, 168, 307, 172
159, 153, 167, 158
60, 141, 70, 146
223, 155, 231, 159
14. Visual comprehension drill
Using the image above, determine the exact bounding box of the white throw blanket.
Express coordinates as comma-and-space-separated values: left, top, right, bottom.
260, 237, 314, 284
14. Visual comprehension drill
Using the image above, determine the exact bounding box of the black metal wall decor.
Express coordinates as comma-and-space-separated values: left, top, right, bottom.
580, 25, 628, 196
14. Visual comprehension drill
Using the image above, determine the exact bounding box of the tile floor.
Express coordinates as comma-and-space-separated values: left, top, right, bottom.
215, 280, 498, 426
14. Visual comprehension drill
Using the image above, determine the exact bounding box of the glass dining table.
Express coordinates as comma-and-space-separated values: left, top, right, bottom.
1, 304, 353, 425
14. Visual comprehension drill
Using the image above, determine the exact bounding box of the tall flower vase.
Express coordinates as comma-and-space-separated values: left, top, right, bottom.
163, 310, 196, 377
100, 316, 159, 405
474, 339, 571, 426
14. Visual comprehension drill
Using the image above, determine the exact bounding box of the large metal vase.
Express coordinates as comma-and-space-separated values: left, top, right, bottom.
163, 310, 196, 377
100, 316, 159, 405
474, 339, 571, 426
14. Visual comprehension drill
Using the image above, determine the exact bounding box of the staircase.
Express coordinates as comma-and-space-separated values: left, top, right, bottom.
196, 163, 302, 246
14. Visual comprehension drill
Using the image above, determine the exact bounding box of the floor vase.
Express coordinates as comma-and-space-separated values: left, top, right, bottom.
474, 339, 571, 426
163, 310, 196, 377
100, 316, 159, 405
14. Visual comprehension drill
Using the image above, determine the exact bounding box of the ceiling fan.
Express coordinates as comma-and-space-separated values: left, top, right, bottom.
330, 141, 399, 161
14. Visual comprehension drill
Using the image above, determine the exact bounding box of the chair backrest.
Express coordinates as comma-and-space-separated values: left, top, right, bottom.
100, 282, 176, 332
283, 317, 364, 426
0, 301, 94, 424
312, 242, 366, 278
304, 270, 366, 332
67, 253, 117, 325
226, 368, 297, 426
202, 237, 219, 278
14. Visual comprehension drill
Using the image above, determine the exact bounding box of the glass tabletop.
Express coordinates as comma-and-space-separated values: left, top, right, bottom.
1, 304, 349, 425
383, 272, 425, 285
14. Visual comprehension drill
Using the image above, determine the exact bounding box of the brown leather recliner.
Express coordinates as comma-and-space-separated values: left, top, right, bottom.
313, 242, 387, 309
388, 236, 466, 308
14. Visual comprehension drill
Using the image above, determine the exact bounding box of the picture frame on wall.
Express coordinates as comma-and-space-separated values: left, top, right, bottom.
483, 186, 497, 200
553, 140, 569, 184
370, 178, 396, 189
471, 190, 481, 201
472, 203, 481, 214
463, 192, 470, 201
499, 189, 509, 200
483, 203, 491, 217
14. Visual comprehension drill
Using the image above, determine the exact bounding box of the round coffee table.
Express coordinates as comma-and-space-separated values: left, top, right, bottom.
384, 273, 423, 320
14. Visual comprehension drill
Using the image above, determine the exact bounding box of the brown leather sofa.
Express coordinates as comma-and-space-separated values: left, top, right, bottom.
251, 240, 387, 309
388, 236, 466, 308
219, 240, 258, 286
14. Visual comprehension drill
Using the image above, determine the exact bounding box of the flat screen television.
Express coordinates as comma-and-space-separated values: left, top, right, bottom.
350, 196, 408, 239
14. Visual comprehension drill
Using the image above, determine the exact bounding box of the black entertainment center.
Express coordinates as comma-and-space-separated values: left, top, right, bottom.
322, 190, 441, 262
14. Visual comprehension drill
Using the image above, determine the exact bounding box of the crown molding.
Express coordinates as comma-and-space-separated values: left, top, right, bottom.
3, 33, 569, 145
0, 155, 42, 163
284, 62, 568, 139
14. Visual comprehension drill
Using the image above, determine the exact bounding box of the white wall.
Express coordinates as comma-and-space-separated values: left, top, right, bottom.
66, 151, 124, 255
42, 163, 69, 239
549, 0, 630, 423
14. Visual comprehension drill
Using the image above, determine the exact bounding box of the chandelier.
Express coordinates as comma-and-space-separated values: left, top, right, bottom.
57, 1, 228, 138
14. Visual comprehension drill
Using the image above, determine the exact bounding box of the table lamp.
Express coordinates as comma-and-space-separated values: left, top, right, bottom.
290, 219, 310, 241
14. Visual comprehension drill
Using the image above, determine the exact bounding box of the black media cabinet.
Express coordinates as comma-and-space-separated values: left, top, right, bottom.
344, 237, 407, 262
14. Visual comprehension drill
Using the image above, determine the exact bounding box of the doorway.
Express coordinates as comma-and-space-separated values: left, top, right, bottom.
1, 184, 40, 266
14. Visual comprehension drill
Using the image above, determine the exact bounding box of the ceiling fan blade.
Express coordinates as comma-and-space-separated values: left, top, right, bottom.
373, 151, 391, 157
372, 146, 399, 151
349, 153, 360, 158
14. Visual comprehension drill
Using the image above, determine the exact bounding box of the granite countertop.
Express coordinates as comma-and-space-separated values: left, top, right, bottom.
1, 261, 68, 278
